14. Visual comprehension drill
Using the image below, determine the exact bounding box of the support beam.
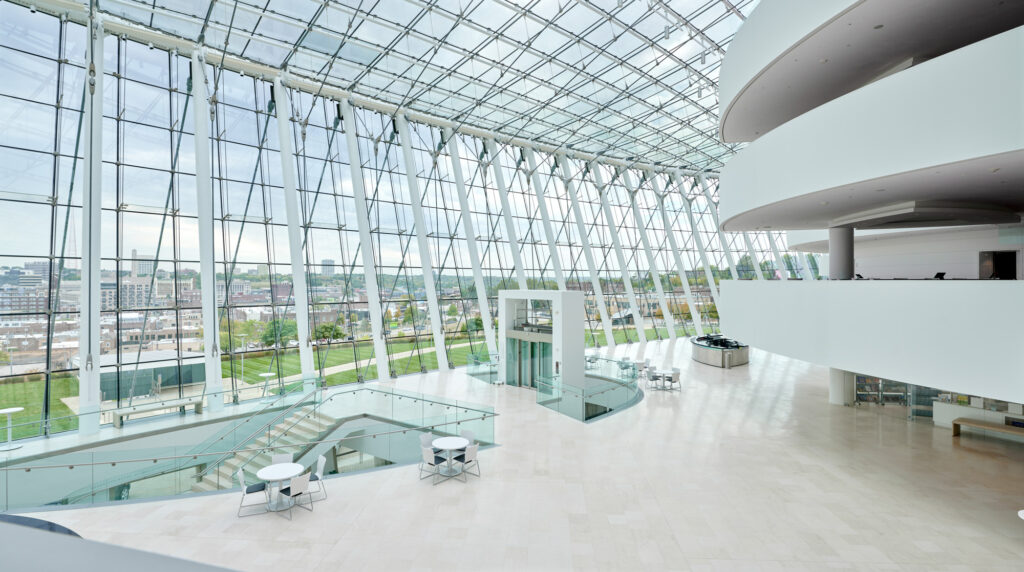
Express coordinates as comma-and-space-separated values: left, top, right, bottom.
341, 99, 391, 379
396, 115, 449, 371
191, 49, 224, 411
274, 78, 316, 388
483, 139, 527, 289
742, 232, 768, 280
592, 165, 646, 343
523, 148, 567, 290
559, 154, 616, 349
767, 231, 794, 280
622, 170, 676, 341
78, 14, 103, 435
444, 128, 498, 358
697, 174, 738, 280
672, 172, 720, 307
829, 227, 854, 280
653, 175, 705, 337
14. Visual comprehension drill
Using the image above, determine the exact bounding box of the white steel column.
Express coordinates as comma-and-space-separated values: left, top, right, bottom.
274, 78, 316, 387
341, 99, 392, 378
191, 49, 224, 411
592, 165, 646, 343
796, 252, 814, 280
742, 232, 768, 280
483, 139, 527, 289
523, 148, 567, 290
559, 155, 615, 349
396, 115, 449, 371
653, 176, 705, 337
623, 170, 675, 341
443, 128, 498, 358
767, 231, 794, 280
78, 14, 103, 435
697, 174, 738, 280
804, 252, 820, 280
672, 172, 720, 306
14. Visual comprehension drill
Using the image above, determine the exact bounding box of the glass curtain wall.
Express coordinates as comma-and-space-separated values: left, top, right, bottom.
405, 123, 489, 366
286, 90, 375, 385
597, 164, 670, 341
351, 107, 435, 377
0, 4, 85, 437
572, 161, 641, 345
204, 65, 298, 399
101, 37, 202, 410
0, 1, 796, 437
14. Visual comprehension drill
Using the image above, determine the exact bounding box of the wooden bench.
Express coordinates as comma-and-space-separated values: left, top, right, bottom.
951, 417, 1024, 439
112, 397, 204, 428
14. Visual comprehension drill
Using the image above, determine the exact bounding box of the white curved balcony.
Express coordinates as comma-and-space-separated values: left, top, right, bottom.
719, 0, 1024, 142
719, 280, 1024, 403
719, 25, 1024, 232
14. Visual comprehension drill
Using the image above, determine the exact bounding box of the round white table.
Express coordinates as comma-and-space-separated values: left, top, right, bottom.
0, 407, 25, 452
432, 436, 470, 478
256, 462, 303, 511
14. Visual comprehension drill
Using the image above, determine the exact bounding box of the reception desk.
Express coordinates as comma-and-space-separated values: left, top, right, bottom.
691, 336, 749, 369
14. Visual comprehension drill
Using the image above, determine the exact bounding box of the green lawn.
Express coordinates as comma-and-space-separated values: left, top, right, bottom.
0, 374, 79, 440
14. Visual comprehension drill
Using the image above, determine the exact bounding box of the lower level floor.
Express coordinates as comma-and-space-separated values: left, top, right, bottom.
20, 340, 1024, 571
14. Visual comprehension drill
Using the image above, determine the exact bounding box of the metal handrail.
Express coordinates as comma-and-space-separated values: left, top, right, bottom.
0, 411, 499, 473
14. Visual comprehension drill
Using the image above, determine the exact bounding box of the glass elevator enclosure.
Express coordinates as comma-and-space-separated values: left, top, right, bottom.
505, 340, 553, 389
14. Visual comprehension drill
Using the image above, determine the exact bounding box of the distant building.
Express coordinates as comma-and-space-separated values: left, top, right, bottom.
322, 259, 335, 276
24, 260, 50, 280
131, 249, 154, 277
0, 285, 47, 313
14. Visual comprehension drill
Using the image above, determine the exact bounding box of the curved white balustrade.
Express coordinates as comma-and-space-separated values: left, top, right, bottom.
719, 26, 1024, 231
720, 280, 1024, 403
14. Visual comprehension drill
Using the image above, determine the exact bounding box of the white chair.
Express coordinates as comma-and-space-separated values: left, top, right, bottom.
454, 444, 480, 481
458, 429, 475, 452
420, 432, 442, 454
667, 368, 681, 390
278, 473, 313, 520
308, 454, 328, 500
235, 470, 269, 517
419, 446, 447, 485
271, 453, 292, 465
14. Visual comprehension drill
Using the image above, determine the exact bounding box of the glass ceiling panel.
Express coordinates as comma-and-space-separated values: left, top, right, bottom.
83, 0, 757, 170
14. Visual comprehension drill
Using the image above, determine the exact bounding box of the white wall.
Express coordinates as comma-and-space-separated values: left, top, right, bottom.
719, 280, 1024, 403
852, 226, 1023, 279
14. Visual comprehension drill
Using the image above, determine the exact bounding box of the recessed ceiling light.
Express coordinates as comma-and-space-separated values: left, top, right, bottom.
873, 24, 884, 30
874, 188, 886, 192
819, 58, 829, 63
820, 201, 829, 206
992, 167, 1001, 173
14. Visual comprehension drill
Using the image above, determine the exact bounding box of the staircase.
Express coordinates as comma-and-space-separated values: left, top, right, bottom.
191, 405, 338, 493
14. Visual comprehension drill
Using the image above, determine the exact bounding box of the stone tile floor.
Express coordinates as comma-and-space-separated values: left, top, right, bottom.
22, 340, 1024, 571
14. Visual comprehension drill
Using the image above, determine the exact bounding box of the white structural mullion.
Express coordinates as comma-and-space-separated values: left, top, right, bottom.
341, 99, 392, 378
274, 78, 316, 386
559, 155, 615, 349
592, 165, 647, 343
672, 172, 720, 307
443, 128, 498, 358
767, 231, 794, 280
191, 49, 223, 411
523, 148, 567, 290
396, 115, 449, 371
797, 251, 814, 280
483, 139, 527, 289
697, 174, 738, 281
623, 170, 675, 341
742, 232, 768, 280
652, 176, 705, 337
78, 14, 103, 435
804, 252, 820, 280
